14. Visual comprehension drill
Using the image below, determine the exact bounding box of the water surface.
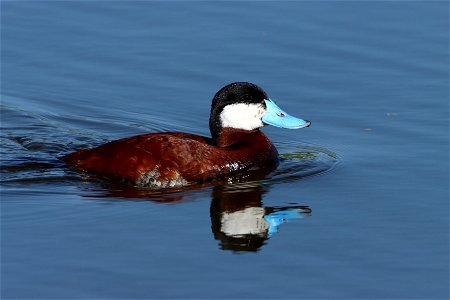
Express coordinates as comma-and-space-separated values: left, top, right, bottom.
1, 1, 448, 299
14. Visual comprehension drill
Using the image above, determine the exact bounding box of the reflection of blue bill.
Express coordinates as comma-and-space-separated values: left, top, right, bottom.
264, 209, 307, 237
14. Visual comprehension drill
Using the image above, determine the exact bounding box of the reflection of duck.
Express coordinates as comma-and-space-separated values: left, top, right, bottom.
72, 172, 311, 252
61, 82, 310, 188
210, 184, 311, 252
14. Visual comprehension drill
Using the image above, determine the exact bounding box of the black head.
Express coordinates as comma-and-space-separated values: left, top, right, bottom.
209, 82, 268, 140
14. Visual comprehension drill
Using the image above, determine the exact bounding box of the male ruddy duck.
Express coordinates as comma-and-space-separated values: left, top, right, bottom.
61, 82, 310, 188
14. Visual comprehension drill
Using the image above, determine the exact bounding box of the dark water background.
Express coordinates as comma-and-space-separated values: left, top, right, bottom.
1, 1, 448, 299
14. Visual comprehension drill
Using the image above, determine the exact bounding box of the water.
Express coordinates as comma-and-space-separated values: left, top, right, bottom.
1, 1, 448, 299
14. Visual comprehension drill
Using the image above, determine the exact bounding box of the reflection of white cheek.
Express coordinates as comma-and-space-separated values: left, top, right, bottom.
220, 207, 269, 237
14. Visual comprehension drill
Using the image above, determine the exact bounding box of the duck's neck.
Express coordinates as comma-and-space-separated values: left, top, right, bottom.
215, 128, 262, 147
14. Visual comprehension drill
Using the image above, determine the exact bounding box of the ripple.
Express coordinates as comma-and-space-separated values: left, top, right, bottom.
269, 141, 339, 184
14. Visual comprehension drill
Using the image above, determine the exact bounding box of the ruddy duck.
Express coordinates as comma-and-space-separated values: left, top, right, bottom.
61, 82, 310, 188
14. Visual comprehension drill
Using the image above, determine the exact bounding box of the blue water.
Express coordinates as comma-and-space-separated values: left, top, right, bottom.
1, 1, 448, 299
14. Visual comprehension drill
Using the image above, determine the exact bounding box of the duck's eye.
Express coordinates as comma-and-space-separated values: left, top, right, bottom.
242, 94, 252, 102
277, 112, 285, 117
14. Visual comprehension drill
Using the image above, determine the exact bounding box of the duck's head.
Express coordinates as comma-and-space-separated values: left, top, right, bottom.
209, 82, 311, 141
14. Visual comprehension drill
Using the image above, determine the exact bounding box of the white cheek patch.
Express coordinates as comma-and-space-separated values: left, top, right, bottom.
220, 103, 266, 130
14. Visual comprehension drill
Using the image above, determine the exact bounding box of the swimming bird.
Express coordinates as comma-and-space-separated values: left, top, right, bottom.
61, 82, 310, 188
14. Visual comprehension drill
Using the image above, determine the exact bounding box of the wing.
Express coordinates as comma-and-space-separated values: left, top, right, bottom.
61, 132, 220, 184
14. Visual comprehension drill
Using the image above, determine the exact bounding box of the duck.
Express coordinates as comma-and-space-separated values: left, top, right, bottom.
61, 82, 310, 188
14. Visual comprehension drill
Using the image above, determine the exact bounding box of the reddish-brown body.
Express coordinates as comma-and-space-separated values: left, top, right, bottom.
61, 128, 279, 187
